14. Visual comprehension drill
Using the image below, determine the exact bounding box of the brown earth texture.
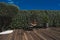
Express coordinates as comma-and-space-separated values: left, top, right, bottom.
0, 27, 60, 40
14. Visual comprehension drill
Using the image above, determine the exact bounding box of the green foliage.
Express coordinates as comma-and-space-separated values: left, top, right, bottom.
9, 10, 60, 29
0, 3, 60, 29
0, 2, 19, 30
7, 4, 19, 17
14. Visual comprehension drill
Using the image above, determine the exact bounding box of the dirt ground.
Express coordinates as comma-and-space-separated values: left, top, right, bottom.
0, 27, 60, 40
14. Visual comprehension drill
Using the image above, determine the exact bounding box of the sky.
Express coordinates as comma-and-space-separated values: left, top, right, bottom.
0, 0, 60, 10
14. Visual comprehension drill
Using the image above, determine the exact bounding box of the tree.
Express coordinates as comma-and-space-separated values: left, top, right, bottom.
7, 4, 19, 17
0, 2, 19, 31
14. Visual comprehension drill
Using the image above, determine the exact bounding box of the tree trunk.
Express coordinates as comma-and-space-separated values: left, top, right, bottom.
53, 20, 56, 27
46, 23, 48, 28
43, 23, 48, 28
